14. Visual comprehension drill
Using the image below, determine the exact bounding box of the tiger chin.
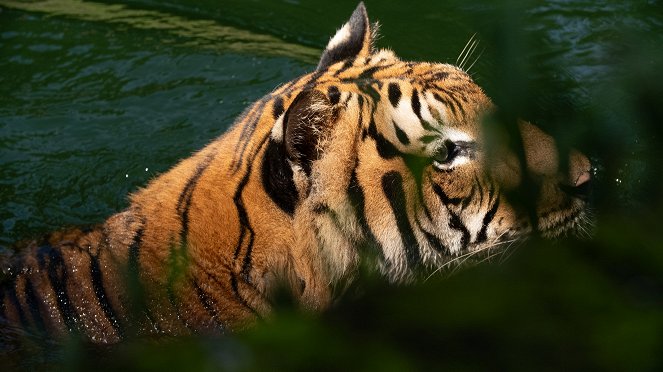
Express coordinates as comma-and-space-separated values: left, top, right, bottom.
0, 3, 591, 342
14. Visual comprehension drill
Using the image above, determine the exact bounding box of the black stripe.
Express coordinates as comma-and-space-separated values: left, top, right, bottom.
169, 153, 214, 330
487, 181, 496, 204
388, 82, 401, 107
41, 246, 79, 332
272, 96, 284, 118
231, 136, 270, 315
334, 57, 356, 76
432, 183, 463, 206
262, 139, 298, 215
23, 278, 46, 333
416, 218, 451, 256
232, 97, 270, 172
476, 200, 500, 243
432, 92, 457, 117
411, 89, 422, 120
303, 69, 327, 90
381, 171, 421, 268
440, 89, 466, 116
393, 121, 410, 145
234, 99, 264, 155
414, 172, 434, 223
127, 226, 145, 278
327, 85, 341, 105
421, 120, 436, 132
240, 231, 256, 284
89, 252, 123, 338
233, 158, 255, 260
355, 80, 382, 102
368, 118, 400, 159
448, 212, 470, 251
475, 175, 484, 207
230, 276, 247, 311
126, 223, 159, 331
176, 154, 214, 246
229, 273, 260, 318
419, 134, 437, 144
235, 131, 270, 269
461, 184, 476, 210
357, 65, 382, 80
7, 284, 28, 328
312, 202, 330, 214
348, 170, 384, 260
432, 71, 450, 81
193, 280, 225, 331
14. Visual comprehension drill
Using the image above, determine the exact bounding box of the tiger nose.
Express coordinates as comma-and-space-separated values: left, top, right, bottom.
569, 150, 591, 187
573, 168, 591, 187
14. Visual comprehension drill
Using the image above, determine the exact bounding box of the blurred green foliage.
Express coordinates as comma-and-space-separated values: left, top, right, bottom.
1, 0, 662, 370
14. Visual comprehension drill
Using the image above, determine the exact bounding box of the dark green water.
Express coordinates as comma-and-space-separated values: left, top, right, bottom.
1, 0, 662, 369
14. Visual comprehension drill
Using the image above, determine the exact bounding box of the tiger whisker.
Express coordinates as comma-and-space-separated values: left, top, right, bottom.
461, 39, 479, 70
458, 40, 478, 70
456, 33, 477, 68
465, 47, 484, 73
476, 246, 506, 266
453, 238, 517, 271
499, 239, 521, 264
424, 231, 516, 281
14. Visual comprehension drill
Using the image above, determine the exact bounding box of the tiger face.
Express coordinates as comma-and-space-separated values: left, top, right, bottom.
278, 3, 591, 285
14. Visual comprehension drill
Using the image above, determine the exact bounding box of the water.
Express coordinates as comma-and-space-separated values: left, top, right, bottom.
1, 0, 660, 244
1, 0, 662, 368
0, 0, 317, 245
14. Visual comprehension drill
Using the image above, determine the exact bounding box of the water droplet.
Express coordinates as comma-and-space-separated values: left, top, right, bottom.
125, 174, 129, 178
145, 167, 149, 172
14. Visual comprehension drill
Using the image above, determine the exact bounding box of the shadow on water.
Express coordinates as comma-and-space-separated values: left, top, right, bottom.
1, 0, 662, 369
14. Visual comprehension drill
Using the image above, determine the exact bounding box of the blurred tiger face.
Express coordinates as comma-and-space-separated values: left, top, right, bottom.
341, 63, 591, 277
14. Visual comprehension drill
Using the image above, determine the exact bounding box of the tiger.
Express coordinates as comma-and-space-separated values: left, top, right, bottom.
0, 2, 591, 343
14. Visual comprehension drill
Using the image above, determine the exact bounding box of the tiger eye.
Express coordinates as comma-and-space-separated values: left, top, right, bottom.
433, 143, 450, 163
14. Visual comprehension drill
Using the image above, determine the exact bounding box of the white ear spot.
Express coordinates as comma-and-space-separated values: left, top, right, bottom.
270, 114, 285, 142
326, 23, 352, 51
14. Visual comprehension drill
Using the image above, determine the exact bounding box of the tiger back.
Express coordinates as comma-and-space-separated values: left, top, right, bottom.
0, 3, 591, 342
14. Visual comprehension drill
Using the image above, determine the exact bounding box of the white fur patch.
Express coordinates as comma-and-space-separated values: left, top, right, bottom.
389, 97, 428, 151
464, 213, 484, 243
326, 23, 351, 50
270, 114, 285, 142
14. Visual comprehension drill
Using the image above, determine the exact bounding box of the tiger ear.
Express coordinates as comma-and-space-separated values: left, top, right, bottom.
283, 89, 334, 175
316, 2, 373, 71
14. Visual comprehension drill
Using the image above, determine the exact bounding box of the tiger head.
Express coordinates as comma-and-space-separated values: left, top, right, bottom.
268, 3, 591, 287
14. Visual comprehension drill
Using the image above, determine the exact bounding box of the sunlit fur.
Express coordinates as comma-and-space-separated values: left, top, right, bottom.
0, 3, 590, 342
